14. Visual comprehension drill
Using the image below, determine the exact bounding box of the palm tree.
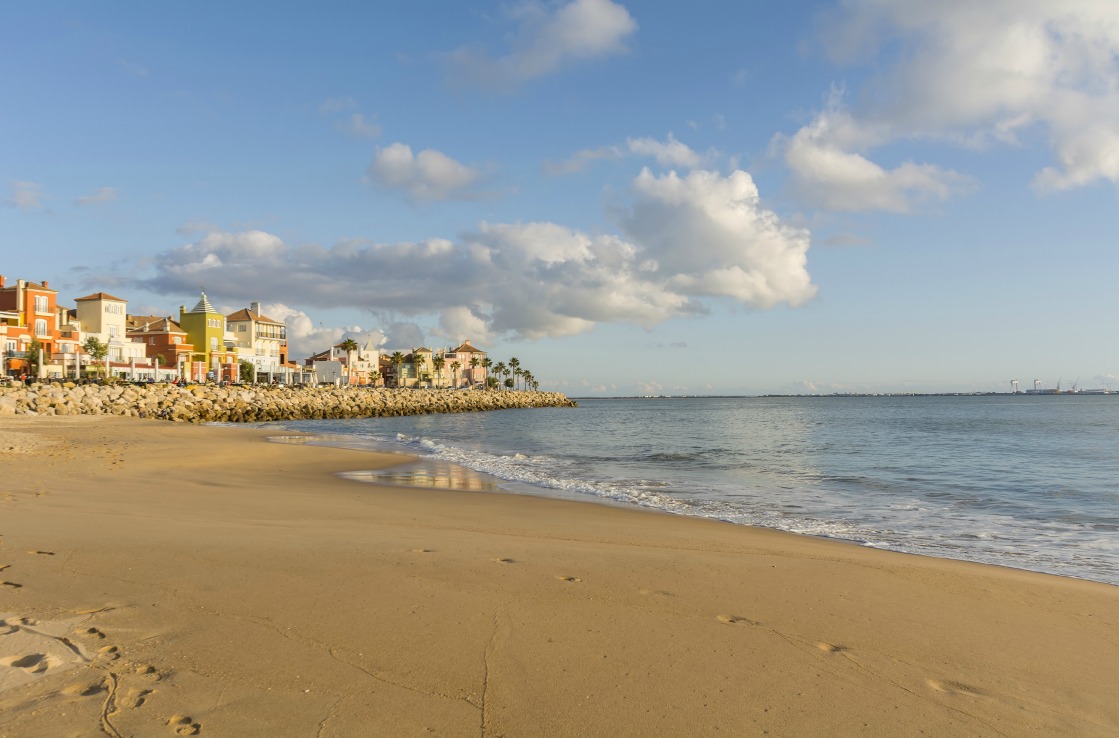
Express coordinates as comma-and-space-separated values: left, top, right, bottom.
522, 370, 534, 391
492, 362, 506, 391
469, 356, 480, 387
451, 361, 461, 388
432, 354, 445, 388
339, 338, 359, 384
508, 357, 521, 390
481, 357, 492, 387
389, 351, 406, 388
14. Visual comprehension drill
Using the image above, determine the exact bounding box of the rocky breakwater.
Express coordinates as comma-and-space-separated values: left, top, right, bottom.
0, 383, 577, 423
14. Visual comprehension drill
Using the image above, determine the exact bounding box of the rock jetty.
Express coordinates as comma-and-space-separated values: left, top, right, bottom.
0, 383, 577, 423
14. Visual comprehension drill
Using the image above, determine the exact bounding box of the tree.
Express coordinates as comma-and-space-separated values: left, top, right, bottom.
389, 351, 406, 388
492, 362, 506, 391
523, 371, 535, 391
482, 357, 493, 387
339, 338, 359, 384
508, 357, 521, 390
26, 338, 43, 379
451, 361, 461, 388
469, 356, 480, 387
239, 359, 255, 382
432, 354, 445, 387
82, 336, 108, 378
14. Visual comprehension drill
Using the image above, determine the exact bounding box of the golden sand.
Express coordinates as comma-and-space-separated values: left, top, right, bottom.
1, 417, 1116, 736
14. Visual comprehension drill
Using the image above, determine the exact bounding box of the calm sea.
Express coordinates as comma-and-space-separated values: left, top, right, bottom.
281, 395, 1119, 586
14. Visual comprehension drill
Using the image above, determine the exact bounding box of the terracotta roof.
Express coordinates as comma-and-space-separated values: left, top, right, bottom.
226, 307, 284, 325
75, 291, 127, 302
450, 340, 485, 353
126, 316, 184, 333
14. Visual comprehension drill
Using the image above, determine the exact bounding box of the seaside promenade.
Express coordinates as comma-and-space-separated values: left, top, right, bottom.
1, 411, 1117, 736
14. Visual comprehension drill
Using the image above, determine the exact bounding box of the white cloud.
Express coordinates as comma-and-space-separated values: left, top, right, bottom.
337, 113, 382, 138
547, 133, 710, 174
625, 133, 704, 168
176, 219, 221, 236
368, 142, 481, 201
788, 0, 1119, 204
75, 187, 118, 206
448, 0, 637, 90
4, 181, 46, 210
543, 145, 622, 175
135, 168, 815, 342
623, 168, 817, 307
780, 106, 974, 212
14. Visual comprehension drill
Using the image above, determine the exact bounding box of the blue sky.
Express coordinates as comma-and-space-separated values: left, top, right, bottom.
3, 1, 1117, 395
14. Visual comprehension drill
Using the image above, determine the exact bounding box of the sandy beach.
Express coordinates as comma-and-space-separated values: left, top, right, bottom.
1, 417, 1117, 737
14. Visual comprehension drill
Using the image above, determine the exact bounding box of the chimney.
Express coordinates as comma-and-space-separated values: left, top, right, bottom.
42, 280, 49, 289
250, 301, 262, 315
0, 275, 5, 288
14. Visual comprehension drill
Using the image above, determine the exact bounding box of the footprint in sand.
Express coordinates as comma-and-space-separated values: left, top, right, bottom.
79, 626, 107, 640
1, 581, 22, 589
815, 642, 845, 653
494, 557, 516, 564
716, 614, 760, 626
926, 678, 986, 697
64, 680, 109, 698
411, 548, 434, 554
97, 645, 121, 661
121, 687, 154, 708
167, 714, 202, 735
2, 653, 59, 674
28, 550, 55, 556
556, 575, 582, 583
136, 664, 165, 682
0, 564, 9, 571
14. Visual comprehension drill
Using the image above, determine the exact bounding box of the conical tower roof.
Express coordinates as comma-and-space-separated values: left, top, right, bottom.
191, 292, 217, 314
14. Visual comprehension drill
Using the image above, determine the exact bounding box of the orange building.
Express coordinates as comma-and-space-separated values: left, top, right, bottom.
126, 315, 195, 377
0, 275, 60, 378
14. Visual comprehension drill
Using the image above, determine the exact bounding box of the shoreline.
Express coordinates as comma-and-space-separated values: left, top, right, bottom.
283, 420, 1119, 589
2, 416, 1117, 736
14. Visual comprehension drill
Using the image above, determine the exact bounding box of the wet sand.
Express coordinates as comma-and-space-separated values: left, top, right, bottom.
1, 416, 1117, 736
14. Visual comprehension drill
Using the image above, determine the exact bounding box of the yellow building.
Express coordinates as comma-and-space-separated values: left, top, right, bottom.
178, 292, 238, 382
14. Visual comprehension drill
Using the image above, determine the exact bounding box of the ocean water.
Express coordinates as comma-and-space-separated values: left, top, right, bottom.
281, 395, 1119, 586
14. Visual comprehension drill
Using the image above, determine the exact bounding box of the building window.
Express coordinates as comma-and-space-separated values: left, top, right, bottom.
35, 296, 49, 313
210, 337, 218, 351
35, 319, 48, 337
239, 324, 246, 332
6, 340, 16, 353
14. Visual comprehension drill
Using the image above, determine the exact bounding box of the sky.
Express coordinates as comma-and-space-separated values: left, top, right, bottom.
2, 1, 1118, 396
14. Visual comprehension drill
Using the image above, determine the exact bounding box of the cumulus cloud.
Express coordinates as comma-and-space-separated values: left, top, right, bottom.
780, 0, 1119, 207
780, 105, 974, 212
75, 187, 118, 206
4, 181, 47, 210
133, 167, 815, 342
368, 142, 481, 201
625, 134, 705, 168
448, 0, 637, 90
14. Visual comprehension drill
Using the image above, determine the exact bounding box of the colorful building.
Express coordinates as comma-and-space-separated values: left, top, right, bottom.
0, 275, 60, 378
226, 302, 288, 378
178, 292, 238, 382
